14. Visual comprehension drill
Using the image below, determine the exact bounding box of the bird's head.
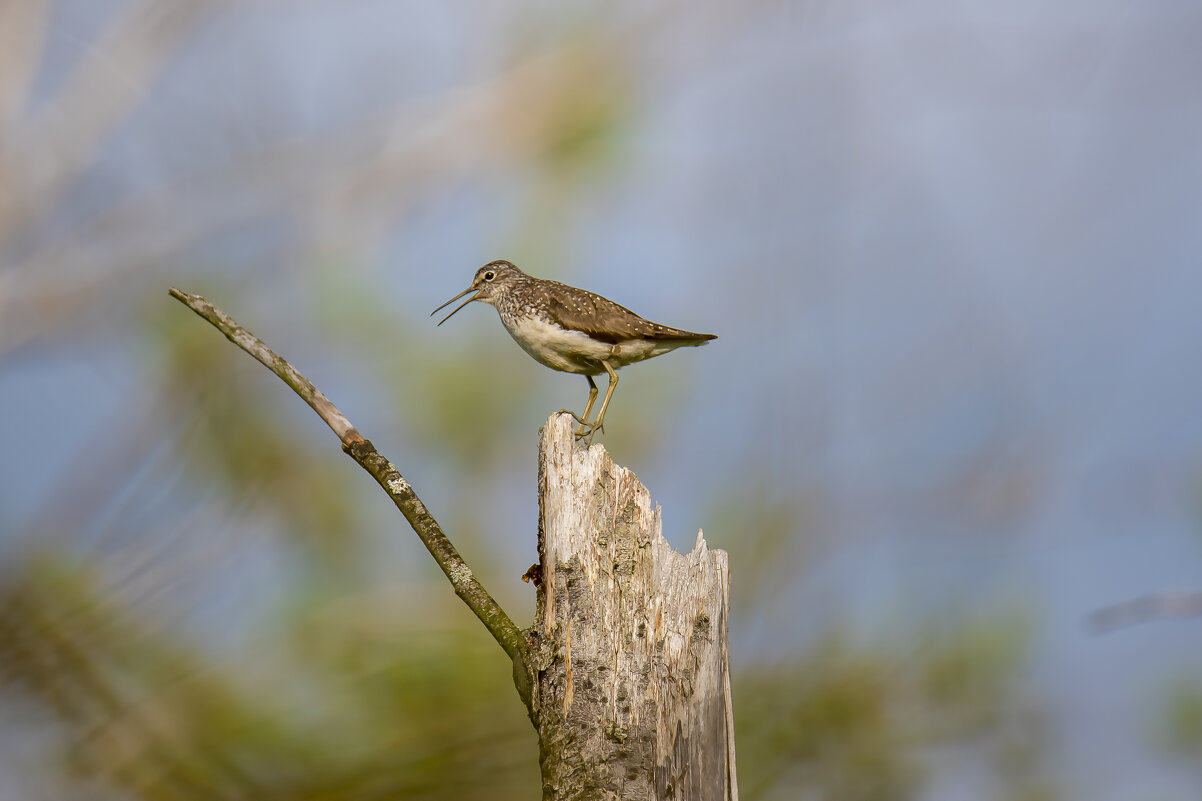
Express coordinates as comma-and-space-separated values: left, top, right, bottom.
432, 260, 524, 325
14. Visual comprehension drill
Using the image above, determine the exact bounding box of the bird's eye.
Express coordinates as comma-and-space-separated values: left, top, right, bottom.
484, 271, 496, 281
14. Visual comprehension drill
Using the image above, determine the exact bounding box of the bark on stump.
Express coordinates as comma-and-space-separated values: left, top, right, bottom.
526, 413, 738, 801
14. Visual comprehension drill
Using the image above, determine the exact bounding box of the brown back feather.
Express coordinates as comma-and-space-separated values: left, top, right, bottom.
544, 282, 717, 344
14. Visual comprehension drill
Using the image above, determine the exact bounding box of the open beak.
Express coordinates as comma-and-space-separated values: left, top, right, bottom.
431, 284, 479, 326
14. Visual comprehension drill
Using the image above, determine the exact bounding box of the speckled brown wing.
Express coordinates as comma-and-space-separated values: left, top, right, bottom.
544, 282, 717, 344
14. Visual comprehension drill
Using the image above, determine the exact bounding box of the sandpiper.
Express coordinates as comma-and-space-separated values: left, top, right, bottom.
432, 260, 716, 441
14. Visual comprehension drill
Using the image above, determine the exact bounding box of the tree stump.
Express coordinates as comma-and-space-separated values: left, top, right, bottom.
526, 413, 738, 801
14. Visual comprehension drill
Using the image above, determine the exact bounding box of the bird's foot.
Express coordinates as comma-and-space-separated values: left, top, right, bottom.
554, 408, 589, 427
553, 409, 605, 444
575, 420, 605, 444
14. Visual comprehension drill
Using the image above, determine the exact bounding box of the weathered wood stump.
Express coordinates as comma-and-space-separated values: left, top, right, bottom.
524, 413, 738, 801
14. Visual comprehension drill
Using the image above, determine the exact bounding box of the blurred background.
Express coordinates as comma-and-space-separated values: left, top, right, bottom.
3, 1, 1202, 799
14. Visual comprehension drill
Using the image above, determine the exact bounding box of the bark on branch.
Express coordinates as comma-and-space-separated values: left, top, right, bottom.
167, 288, 530, 706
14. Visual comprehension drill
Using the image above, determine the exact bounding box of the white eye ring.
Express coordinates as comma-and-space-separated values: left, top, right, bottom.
484, 271, 496, 281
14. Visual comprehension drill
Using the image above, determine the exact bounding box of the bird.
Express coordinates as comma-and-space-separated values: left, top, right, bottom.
432, 260, 716, 442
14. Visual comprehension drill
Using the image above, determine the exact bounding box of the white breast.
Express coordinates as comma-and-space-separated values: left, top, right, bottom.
502, 315, 615, 374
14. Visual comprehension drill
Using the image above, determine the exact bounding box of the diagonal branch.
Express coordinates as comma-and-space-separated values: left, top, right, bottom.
167, 288, 529, 697
168, 288, 362, 445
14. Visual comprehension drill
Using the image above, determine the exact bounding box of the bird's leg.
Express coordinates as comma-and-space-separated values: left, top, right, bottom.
582, 361, 618, 445
554, 376, 599, 437
575, 375, 599, 439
